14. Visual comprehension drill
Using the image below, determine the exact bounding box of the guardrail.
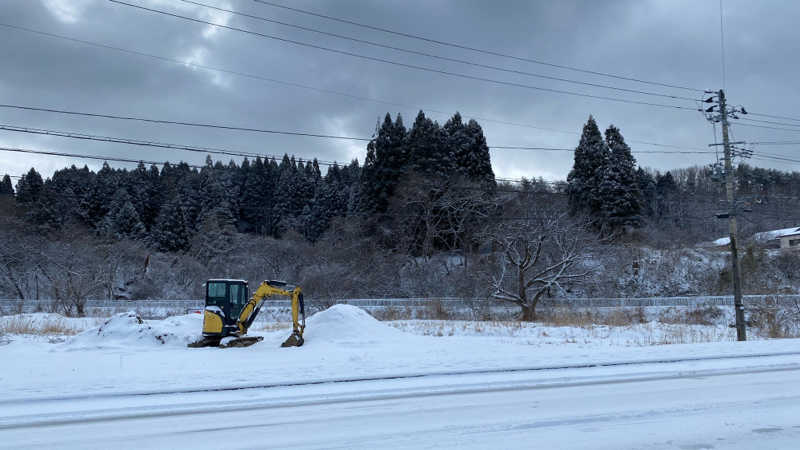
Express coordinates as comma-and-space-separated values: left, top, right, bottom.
1, 294, 798, 316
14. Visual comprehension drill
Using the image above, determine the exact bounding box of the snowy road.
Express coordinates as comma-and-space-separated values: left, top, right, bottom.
3, 358, 800, 449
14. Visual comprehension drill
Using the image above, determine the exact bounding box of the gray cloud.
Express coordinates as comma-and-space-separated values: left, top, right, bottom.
1, 0, 798, 180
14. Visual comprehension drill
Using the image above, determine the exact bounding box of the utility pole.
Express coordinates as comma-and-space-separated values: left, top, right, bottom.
718, 89, 747, 341
701, 89, 748, 340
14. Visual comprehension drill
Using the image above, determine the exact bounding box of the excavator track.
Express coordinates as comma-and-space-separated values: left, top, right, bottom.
187, 337, 222, 348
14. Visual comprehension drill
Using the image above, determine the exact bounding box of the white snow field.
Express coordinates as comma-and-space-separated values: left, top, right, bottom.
2, 305, 800, 449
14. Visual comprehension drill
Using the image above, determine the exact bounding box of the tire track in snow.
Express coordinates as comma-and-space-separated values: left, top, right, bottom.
2, 363, 800, 430
5, 349, 800, 405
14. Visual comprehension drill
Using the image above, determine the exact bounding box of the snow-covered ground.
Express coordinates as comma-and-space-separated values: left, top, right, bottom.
0, 306, 797, 399
2, 305, 800, 448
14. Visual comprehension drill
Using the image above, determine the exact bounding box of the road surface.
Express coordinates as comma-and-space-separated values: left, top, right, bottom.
2, 355, 800, 449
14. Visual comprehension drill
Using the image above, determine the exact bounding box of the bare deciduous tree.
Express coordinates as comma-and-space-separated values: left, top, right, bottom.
487, 215, 590, 321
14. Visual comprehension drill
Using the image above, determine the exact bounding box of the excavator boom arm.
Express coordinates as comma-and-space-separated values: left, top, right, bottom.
236, 282, 305, 340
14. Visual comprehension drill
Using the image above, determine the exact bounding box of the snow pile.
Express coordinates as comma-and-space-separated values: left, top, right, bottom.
66, 311, 201, 349
713, 237, 730, 246
303, 304, 407, 344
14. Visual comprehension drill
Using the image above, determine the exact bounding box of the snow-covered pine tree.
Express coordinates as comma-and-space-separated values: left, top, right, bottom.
636, 168, 656, 217
192, 185, 237, 262
463, 118, 495, 187
0, 174, 13, 196
25, 185, 63, 231
597, 125, 643, 231
14, 168, 44, 204
140, 164, 163, 230
272, 154, 302, 236
82, 163, 118, 227
102, 188, 146, 239
406, 110, 450, 178
360, 113, 408, 213
567, 116, 609, 217
444, 112, 469, 175
151, 195, 191, 251
655, 171, 678, 218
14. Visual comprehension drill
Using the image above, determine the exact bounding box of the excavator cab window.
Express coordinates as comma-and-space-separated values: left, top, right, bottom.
206, 282, 228, 307
229, 284, 246, 308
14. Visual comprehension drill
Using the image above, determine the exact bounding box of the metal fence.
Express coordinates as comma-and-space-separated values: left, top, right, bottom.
2, 294, 798, 316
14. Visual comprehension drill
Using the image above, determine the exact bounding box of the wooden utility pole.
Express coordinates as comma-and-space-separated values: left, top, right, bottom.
718, 89, 747, 341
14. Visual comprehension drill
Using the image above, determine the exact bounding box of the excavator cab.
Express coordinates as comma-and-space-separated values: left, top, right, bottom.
201, 279, 250, 341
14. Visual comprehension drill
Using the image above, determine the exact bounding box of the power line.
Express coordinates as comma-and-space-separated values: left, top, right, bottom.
108, 0, 698, 112
0, 121, 720, 162
249, 0, 703, 93
0, 22, 708, 153
0, 103, 717, 158
0, 103, 371, 141
490, 145, 715, 155
739, 117, 800, 129
179, 0, 694, 102
748, 112, 800, 123
0, 123, 343, 167
732, 122, 800, 133
748, 141, 800, 145
751, 153, 800, 165
0, 145, 204, 169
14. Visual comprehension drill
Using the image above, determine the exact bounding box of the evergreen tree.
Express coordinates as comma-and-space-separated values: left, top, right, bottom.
141, 164, 163, 230
444, 113, 494, 186
443, 112, 469, 174
0, 175, 13, 196
360, 113, 408, 213
102, 189, 146, 239
82, 163, 118, 226
636, 168, 657, 217
193, 170, 237, 262
15, 168, 44, 204
26, 185, 63, 231
597, 125, 642, 230
151, 196, 191, 251
655, 171, 678, 218
406, 110, 450, 177
462, 118, 495, 186
567, 116, 609, 217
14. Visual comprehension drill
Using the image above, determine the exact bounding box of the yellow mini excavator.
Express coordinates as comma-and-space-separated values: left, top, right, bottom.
188, 279, 306, 348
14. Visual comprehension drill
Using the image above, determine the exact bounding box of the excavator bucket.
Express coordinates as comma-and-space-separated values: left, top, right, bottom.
280, 331, 304, 347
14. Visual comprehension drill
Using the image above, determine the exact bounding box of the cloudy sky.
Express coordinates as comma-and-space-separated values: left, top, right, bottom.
0, 0, 798, 181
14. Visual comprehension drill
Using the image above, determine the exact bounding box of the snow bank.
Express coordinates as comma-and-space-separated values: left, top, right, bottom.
65, 312, 201, 349
303, 304, 406, 344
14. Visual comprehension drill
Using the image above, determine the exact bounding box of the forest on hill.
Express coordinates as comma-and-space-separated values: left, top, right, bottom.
2, 112, 799, 311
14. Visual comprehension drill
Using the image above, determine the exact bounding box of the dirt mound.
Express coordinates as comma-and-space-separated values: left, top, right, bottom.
66, 312, 200, 349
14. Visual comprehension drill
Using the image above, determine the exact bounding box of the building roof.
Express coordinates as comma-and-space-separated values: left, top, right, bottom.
712, 226, 800, 246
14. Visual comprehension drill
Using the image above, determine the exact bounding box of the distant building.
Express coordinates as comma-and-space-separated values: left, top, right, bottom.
710, 226, 800, 249
779, 229, 800, 250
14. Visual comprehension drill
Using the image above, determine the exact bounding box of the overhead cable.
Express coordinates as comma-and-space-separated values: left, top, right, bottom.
249, 0, 703, 92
